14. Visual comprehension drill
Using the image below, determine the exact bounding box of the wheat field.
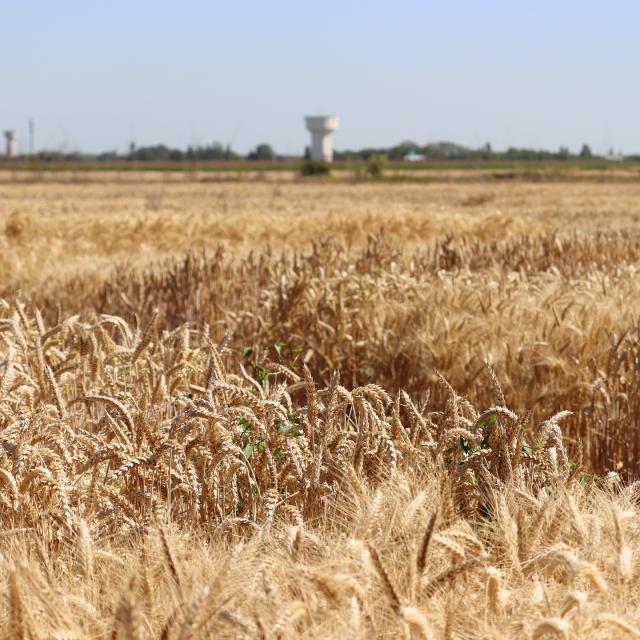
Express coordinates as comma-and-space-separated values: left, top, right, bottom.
1, 176, 640, 638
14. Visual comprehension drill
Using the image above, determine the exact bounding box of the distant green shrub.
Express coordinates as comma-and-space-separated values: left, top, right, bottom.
301, 160, 331, 176
366, 154, 388, 178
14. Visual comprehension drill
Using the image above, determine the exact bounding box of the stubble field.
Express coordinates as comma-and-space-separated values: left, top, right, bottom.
1, 175, 640, 638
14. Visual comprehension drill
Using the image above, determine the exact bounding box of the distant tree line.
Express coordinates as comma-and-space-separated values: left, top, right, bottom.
27, 141, 280, 163
15, 140, 636, 163
126, 142, 243, 162
334, 141, 603, 161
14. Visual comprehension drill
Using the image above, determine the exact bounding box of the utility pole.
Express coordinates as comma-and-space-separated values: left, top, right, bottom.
28, 118, 34, 156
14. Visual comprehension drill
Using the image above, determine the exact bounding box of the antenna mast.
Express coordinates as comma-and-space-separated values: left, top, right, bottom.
29, 118, 34, 156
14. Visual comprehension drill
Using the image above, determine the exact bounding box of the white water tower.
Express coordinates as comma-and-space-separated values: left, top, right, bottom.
4, 130, 17, 158
305, 115, 339, 162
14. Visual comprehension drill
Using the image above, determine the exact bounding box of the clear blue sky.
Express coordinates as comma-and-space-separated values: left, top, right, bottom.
2, 0, 639, 155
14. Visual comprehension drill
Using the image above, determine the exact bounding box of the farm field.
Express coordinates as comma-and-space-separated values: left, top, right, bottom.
1, 176, 640, 637
3, 178, 640, 290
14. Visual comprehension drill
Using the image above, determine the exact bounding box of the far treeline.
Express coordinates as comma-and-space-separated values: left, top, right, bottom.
335, 141, 637, 161
20, 140, 640, 163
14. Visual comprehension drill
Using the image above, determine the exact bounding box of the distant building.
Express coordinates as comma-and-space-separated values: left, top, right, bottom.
403, 150, 426, 162
604, 152, 625, 162
304, 116, 339, 162
4, 130, 17, 158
